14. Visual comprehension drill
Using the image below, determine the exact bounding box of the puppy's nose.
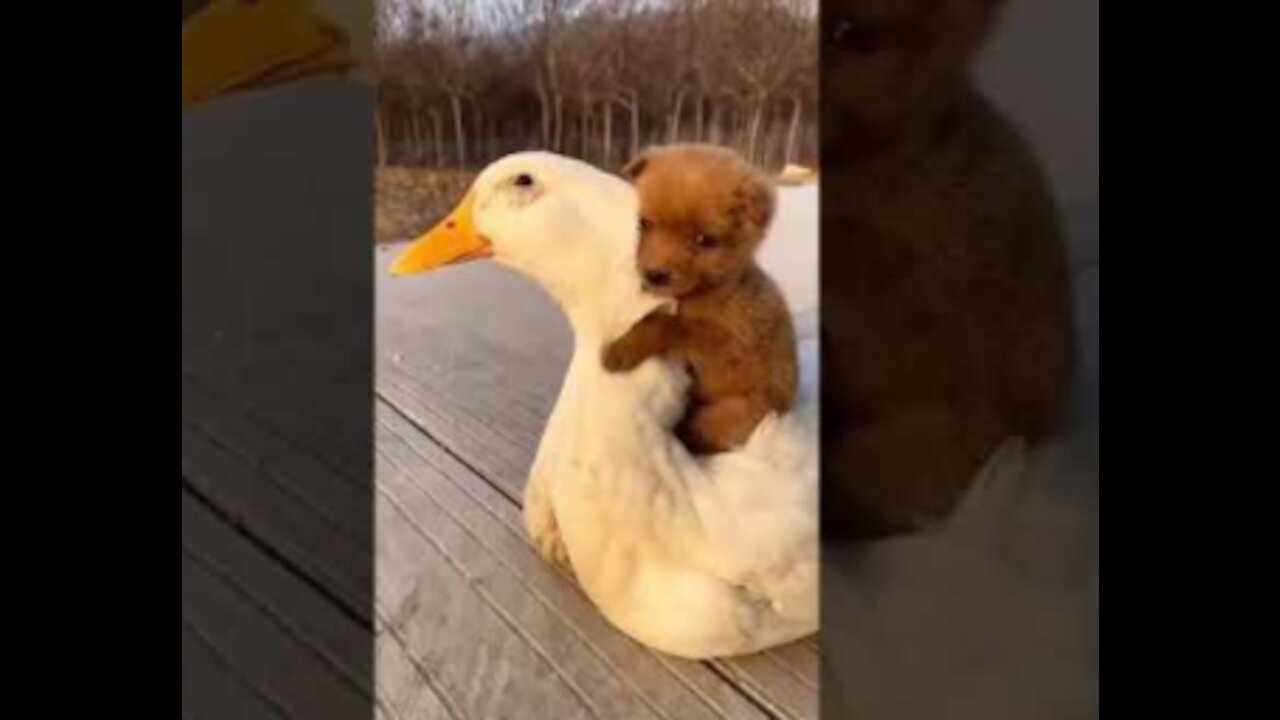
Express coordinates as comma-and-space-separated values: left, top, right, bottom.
644, 269, 671, 288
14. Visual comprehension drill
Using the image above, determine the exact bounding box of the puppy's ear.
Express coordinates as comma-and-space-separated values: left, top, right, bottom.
621, 151, 651, 181
738, 173, 777, 230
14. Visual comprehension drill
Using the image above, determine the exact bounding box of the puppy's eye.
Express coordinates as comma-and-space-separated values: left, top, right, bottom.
831, 18, 885, 53
694, 234, 717, 250
639, 218, 654, 233
513, 173, 535, 187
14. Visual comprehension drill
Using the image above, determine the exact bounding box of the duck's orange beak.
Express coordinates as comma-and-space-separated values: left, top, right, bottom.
390, 191, 493, 276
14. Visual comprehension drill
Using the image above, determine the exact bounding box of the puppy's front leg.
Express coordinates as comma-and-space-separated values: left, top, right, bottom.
602, 311, 683, 372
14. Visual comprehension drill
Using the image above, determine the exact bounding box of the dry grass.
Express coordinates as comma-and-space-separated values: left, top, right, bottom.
375, 167, 475, 244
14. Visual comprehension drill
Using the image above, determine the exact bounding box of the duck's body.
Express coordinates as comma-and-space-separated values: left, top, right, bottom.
392, 152, 818, 658
533, 318, 818, 658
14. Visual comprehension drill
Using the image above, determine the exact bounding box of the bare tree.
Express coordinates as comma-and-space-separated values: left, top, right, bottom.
373, 0, 817, 171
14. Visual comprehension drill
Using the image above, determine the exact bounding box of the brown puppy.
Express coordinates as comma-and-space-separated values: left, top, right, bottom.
601, 144, 798, 455
821, 0, 1077, 539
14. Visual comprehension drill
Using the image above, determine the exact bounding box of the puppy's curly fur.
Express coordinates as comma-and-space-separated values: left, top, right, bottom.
602, 144, 798, 455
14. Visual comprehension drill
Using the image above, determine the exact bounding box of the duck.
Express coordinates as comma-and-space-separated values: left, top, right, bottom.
390, 152, 818, 659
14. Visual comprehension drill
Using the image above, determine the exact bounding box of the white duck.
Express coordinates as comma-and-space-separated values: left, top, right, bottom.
390, 152, 818, 659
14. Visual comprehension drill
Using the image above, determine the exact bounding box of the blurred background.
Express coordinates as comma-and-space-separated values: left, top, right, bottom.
372, 0, 818, 241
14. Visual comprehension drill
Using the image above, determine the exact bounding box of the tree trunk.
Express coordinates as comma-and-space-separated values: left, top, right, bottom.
580, 100, 591, 161
602, 100, 614, 167
553, 93, 565, 152
746, 96, 766, 165
375, 106, 387, 168
450, 94, 466, 170
784, 95, 803, 167
430, 110, 443, 168
694, 94, 705, 143
629, 92, 641, 161
667, 89, 686, 143
708, 101, 722, 144
469, 97, 484, 166
536, 76, 552, 148
409, 110, 424, 165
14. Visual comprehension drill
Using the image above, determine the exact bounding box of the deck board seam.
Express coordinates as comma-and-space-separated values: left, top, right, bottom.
181, 480, 372, 630
708, 661, 791, 720
183, 416, 371, 552
377, 389, 522, 506
376, 369, 531, 485
373, 696, 407, 720
377, 408, 770, 720
375, 410, 585, 594
182, 368, 368, 488
181, 543, 372, 700
374, 603, 466, 720
762, 650, 818, 693
378, 479, 607, 720
376, 360, 543, 472
377, 441, 682, 720
182, 615, 294, 720
647, 649, 770, 720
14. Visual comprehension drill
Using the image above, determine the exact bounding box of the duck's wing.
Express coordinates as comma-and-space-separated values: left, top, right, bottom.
662, 330, 819, 629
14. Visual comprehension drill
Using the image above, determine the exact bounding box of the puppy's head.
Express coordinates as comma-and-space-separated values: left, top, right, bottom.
624, 144, 775, 298
823, 0, 1008, 148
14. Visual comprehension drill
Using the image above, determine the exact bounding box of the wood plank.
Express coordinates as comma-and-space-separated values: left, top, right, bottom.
182, 363, 369, 485
379, 460, 657, 719
768, 643, 820, 691
182, 418, 371, 619
181, 491, 370, 690
183, 374, 370, 544
182, 622, 288, 720
377, 359, 540, 503
711, 654, 818, 720
375, 263, 570, 500
375, 622, 457, 720
376, 404, 769, 720
375, 259, 571, 371
376, 477, 597, 720
182, 523, 368, 720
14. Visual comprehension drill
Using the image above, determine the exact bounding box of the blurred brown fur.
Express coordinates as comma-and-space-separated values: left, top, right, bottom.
821, 0, 1076, 539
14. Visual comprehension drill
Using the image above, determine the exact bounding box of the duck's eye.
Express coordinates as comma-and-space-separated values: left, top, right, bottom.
831, 18, 885, 53
514, 173, 535, 187
694, 234, 717, 249
639, 218, 654, 233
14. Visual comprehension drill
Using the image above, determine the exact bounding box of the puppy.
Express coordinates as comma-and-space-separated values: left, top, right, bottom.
820, 0, 1077, 538
601, 144, 798, 455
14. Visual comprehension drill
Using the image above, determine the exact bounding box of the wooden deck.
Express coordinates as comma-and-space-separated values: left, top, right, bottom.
181, 77, 818, 719
373, 248, 820, 720
182, 76, 379, 720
